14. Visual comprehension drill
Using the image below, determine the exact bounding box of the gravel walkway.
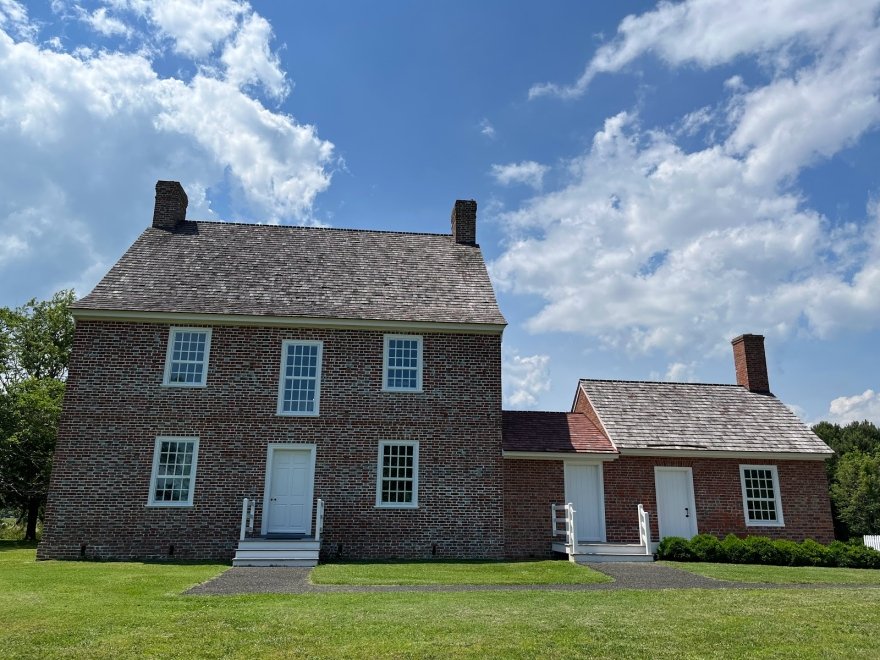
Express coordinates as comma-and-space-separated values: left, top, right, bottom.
185, 561, 748, 596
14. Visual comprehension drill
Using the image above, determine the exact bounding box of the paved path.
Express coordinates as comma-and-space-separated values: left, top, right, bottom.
185, 561, 748, 596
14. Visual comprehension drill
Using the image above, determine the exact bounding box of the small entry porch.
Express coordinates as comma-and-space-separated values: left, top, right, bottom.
552, 502, 657, 563
234, 496, 325, 567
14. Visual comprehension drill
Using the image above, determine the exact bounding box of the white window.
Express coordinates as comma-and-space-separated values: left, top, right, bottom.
148, 437, 199, 506
163, 327, 212, 387
376, 441, 419, 508
382, 335, 423, 392
277, 340, 323, 416
739, 465, 785, 526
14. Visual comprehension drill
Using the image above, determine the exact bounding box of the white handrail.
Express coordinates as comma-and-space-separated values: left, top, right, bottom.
240, 497, 257, 541
638, 503, 652, 555
315, 498, 325, 542
240, 497, 250, 541
248, 498, 255, 535
551, 502, 577, 549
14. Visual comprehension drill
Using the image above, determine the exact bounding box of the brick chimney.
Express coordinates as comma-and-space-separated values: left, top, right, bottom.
731, 334, 770, 394
451, 199, 477, 245
152, 180, 188, 230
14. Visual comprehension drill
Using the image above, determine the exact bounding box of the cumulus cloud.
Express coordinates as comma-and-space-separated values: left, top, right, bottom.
490, 161, 549, 190
76, 5, 132, 38
827, 389, 880, 425
503, 351, 551, 409
0, 1, 334, 303
493, 1, 880, 359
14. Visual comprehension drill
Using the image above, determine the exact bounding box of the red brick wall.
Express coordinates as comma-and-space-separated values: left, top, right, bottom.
604, 456, 834, 544
38, 321, 503, 561
502, 460, 564, 558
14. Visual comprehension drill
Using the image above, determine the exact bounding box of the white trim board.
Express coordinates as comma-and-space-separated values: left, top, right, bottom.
502, 451, 618, 462
739, 464, 786, 528
71, 308, 506, 335
618, 448, 831, 460
161, 326, 212, 388
261, 443, 317, 536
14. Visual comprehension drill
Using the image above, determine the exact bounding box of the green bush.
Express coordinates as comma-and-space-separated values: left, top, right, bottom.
689, 534, 726, 562
657, 536, 696, 561
663, 534, 880, 569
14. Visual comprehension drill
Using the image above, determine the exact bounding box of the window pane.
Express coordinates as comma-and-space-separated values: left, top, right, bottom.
152, 440, 196, 503
281, 343, 320, 413
168, 330, 209, 384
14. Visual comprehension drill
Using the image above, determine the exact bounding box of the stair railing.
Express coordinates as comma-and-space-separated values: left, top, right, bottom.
239, 497, 256, 541
315, 498, 325, 542
637, 503, 652, 555
551, 502, 577, 550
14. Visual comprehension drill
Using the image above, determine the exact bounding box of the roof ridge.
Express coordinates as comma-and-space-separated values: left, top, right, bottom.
175, 220, 453, 238
580, 378, 740, 388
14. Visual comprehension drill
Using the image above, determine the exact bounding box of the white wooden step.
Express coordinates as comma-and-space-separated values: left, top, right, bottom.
233, 558, 318, 567
233, 549, 319, 561
570, 553, 655, 564
576, 542, 649, 555
236, 540, 320, 551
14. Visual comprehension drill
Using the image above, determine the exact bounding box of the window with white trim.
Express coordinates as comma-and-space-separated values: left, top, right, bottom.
277, 340, 323, 416
376, 441, 419, 508
739, 465, 784, 526
148, 437, 199, 506
163, 327, 212, 387
382, 335, 423, 392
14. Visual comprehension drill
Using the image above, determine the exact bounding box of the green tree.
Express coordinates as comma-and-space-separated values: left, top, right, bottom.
0, 291, 75, 540
830, 451, 880, 537
813, 420, 880, 477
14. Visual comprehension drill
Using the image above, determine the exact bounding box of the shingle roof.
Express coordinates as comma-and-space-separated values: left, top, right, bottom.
502, 411, 617, 454
579, 379, 832, 455
74, 222, 506, 326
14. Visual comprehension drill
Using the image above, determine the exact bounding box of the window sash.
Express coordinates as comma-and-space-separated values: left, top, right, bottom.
148, 437, 199, 506
739, 465, 784, 526
163, 327, 212, 387
277, 340, 323, 416
376, 441, 419, 508
383, 335, 423, 392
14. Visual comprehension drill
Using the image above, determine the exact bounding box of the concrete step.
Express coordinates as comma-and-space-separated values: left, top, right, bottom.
233, 549, 319, 561
232, 558, 318, 567
576, 542, 649, 555
237, 540, 321, 551
570, 553, 655, 564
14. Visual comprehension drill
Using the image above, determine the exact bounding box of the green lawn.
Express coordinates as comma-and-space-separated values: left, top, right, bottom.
4, 544, 880, 658
662, 561, 880, 584
310, 559, 611, 585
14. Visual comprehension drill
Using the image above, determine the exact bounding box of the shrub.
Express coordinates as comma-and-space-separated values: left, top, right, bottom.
688, 534, 726, 562
657, 536, 696, 561
828, 540, 855, 567
798, 539, 832, 567
720, 534, 748, 563
741, 536, 781, 565
772, 539, 802, 566
844, 542, 880, 569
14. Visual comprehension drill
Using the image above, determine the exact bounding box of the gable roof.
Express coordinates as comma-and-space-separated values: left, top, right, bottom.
578, 379, 832, 455
74, 222, 505, 327
502, 411, 617, 454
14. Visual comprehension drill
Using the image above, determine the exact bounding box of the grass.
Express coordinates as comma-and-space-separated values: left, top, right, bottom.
3, 544, 880, 658
662, 561, 880, 584
310, 559, 612, 585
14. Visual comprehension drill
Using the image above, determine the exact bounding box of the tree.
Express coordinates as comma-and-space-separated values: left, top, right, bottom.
830, 451, 880, 537
814, 420, 880, 539
0, 291, 75, 540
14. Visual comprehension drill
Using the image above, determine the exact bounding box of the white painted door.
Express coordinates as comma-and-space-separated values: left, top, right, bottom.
266, 449, 313, 534
565, 463, 606, 542
655, 468, 698, 539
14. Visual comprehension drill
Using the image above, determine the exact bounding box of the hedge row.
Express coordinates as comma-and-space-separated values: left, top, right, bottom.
657, 533, 880, 569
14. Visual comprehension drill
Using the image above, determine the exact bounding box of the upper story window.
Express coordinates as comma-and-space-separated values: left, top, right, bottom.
163, 327, 212, 387
382, 335, 423, 392
376, 440, 419, 508
148, 437, 199, 506
277, 340, 323, 416
739, 465, 785, 527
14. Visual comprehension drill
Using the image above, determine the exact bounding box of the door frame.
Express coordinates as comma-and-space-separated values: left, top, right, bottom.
563, 460, 607, 542
654, 466, 698, 539
260, 443, 317, 536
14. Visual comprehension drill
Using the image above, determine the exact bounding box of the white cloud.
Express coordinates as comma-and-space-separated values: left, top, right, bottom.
503, 352, 551, 409
664, 362, 697, 382
827, 389, 880, 425
77, 6, 132, 38
0, 1, 334, 303
479, 118, 496, 139
0, 0, 35, 40
490, 161, 549, 190
220, 11, 288, 99
494, 1, 880, 360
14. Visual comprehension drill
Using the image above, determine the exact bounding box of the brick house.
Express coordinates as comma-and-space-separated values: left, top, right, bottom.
38, 181, 834, 565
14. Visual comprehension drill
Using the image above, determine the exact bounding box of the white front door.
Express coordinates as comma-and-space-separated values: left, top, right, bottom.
654, 467, 698, 539
564, 463, 606, 542
264, 447, 314, 535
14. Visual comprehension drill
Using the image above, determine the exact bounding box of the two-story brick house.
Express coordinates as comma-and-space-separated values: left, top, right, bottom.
38, 181, 835, 565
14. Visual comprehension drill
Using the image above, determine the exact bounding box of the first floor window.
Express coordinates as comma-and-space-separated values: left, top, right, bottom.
277, 340, 323, 416
376, 441, 419, 508
163, 327, 212, 386
740, 465, 784, 526
383, 335, 423, 392
148, 437, 199, 506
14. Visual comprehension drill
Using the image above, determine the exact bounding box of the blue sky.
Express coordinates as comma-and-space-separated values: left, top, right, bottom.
2, 0, 880, 424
